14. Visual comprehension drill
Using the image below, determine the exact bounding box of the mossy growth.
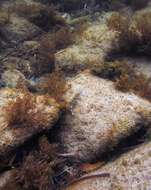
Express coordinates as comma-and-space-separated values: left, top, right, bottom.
92, 60, 134, 81
1, 137, 58, 190
36, 71, 69, 109
107, 9, 151, 56
115, 71, 151, 101
12, 2, 66, 31
3, 89, 54, 129
92, 60, 151, 102
0, 9, 11, 26
107, 12, 138, 55
35, 27, 73, 76
39, 27, 74, 53
0, 8, 11, 48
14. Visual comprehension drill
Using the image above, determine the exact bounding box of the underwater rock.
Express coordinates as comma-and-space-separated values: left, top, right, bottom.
123, 57, 151, 79
23, 40, 40, 50
0, 69, 36, 91
1, 69, 28, 88
3, 14, 42, 44
0, 88, 60, 156
10, 1, 66, 31
1, 56, 35, 78
65, 140, 151, 190
55, 22, 116, 75
60, 72, 151, 162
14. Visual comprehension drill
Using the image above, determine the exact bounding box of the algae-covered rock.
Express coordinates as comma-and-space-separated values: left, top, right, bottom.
1, 56, 35, 78
3, 14, 42, 44
122, 57, 151, 79
23, 40, 40, 50
65, 140, 151, 190
55, 22, 116, 75
0, 88, 60, 156
1, 69, 28, 88
10, 1, 66, 31
60, 72, 151, 162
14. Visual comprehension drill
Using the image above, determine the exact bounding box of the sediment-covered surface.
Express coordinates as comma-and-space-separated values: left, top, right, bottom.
65, 140, 151, 190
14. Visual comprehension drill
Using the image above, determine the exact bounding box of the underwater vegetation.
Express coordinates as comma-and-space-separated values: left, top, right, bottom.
3, 89, 58, 129
0, 9, 10, 26
1, 0, 151, 190
1, 137, 58, 190
104, 7, 151, 101
107, 9, 151, 56
92, 61, 132, 81
39, 27, 73, 53
11, 2, 66, 31
93, 60, 151, 102
115, 69, 151, 101
36, 71, 69, 108
35, 27, 74, 76
0, 8, 11, 48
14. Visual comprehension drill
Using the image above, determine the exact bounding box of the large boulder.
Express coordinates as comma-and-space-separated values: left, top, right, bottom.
65, 140, 151, 190
60, 72, 151, 162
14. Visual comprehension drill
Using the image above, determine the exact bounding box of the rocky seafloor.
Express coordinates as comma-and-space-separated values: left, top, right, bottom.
0, 0, 151, 189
